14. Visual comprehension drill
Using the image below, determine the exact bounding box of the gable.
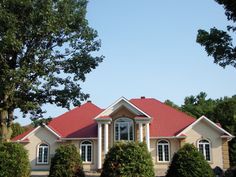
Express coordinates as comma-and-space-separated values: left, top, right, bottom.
95, 97, 151, 119
110, 105, 137, 119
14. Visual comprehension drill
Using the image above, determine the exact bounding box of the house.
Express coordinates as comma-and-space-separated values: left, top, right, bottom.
12, 97, 234, 176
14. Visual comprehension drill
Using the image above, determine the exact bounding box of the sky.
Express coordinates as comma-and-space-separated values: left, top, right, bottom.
16, 0, 236, 125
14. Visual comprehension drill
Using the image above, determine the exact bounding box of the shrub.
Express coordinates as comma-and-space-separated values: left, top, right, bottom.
166, 143, 214, 177
0, 142, 30, 177
224, 166, 236, 177
100, 141, 155, 177
49, 144, 85, 177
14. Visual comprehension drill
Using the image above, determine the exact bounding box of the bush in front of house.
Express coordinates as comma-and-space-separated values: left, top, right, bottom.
166, 143, 214, 177
100, 141, 155, 177
49, 144, 85, 177
223, 166, 236, 177
0, 142, 30, 177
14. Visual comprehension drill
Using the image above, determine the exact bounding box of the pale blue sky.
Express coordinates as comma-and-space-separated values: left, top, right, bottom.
17, 0, 236, 125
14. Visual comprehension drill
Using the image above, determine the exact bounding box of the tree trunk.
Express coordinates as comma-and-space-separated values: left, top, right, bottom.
0, 110, 12, 142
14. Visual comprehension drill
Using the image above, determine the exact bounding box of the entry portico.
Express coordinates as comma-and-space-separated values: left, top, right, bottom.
94, 97, 151, 169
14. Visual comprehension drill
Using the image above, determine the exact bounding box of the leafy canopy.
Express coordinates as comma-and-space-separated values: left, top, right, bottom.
196, 0, 236, 68
0, 0, 103, 140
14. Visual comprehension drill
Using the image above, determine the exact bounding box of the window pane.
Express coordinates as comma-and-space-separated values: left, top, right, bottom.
164, 145, 169, 161
43, 148, 48, 163
38, 148, 43, 162
129, 123, 133, 140
158, 145, 163, 161
205, 144, 210, 161
87, 146, 92, 162
81, 146, 86, 162
120, 122, 128, 140
115, 124, 119, 140
199, 144, 204, 154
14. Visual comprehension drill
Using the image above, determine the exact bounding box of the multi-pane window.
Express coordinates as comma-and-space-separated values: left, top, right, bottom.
37, 143, 49, 164
80, 141, 92, 163
198, 139, 211, 161
115, 118, 134, 141
157, 140, 170, 162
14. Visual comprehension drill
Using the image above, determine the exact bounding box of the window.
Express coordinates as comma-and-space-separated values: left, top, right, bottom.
37, 143, 49, 164
80, 141, 92, 163
157, 140, 170, 162
198, 139, 211, 161
114, 118, 134, 141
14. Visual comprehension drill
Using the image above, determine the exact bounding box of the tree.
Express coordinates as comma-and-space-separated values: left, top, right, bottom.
101, 142, 155, 177
11, 122, 25, 138
49, 144, 85, 177
196, 0, 236, 68
164, 99, 181, 110
181, 92, 217, 119
0, 0, 103, 141
166, 143, 214, 177
212, 97, 236, 166
0, 143, 30, 177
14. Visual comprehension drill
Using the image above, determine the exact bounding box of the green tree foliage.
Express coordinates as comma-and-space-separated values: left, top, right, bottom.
0, 143, 30, 177
11, 122, 25, 138
181, 92, 217, 119
49, 144, 85, 177
164, 99, 181, 110
101, 142, 155, 177
166, 143, 214, 177
196, 0, 236, 68
0, 0, 103, 142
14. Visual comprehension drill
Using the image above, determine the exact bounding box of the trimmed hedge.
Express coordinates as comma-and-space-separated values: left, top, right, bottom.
166, 143, 214, 177
0, 142, 30, 177
100, 141, 155, 177
49, 144, 85, 177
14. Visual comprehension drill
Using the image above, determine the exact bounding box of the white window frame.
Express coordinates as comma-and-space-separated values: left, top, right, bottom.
157, 140, 170, 162
198, 139, 211, 161
37, 143, 49, 164
80, 140, 92, 163
114, 118, 134, 141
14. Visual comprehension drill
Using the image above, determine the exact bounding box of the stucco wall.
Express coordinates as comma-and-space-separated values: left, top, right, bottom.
24, 127, 59, 171
184, 119, 223, 169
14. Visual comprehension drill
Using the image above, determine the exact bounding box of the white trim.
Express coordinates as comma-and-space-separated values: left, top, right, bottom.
94, 97, 151, 119
150, 136, 186, 139
80, 140, 93, 163
19, 124, 61, 141
157, 140, 170, 162
97, 123, 102, 169
114, 117, 134, 141
60, 137, 98, 140
20, 126, 41, 141
43, 124, 61, 138
176, 116, 234, 137
197, 139, 212, 162
37, 143, 49, 165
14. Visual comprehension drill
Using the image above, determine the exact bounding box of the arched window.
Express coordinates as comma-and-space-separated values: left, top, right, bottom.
157, 140, 170, 162
114, 118, 134, 141
37, 143, 49, 164
80, 141, 92, 163
198, 139, 211, 161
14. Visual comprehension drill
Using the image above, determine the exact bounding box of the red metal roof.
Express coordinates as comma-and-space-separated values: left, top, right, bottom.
130, 98, 196, 137
13, 98, 197, 140
11, 128, 35, 141
48, 102, 103, 138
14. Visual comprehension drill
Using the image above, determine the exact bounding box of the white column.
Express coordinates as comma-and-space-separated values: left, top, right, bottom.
146, 123, 150, 151
139, 123, 143, 142
104, 123, 109, 155
98, 123, 102, 169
